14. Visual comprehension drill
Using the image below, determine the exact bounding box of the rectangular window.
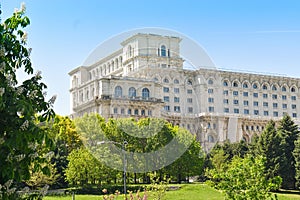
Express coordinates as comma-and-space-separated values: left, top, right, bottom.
243, 92, 248, 97
174, 106, 180, 112
174, 97, 180, 103
121, 108, 125, 114
253, 101, 259, 106
234, 108, 239, 114
293, 113, 297, 118
244, 109, 249, 114
254, 110, 259, 115
224, 108, 229, 113
223, 99, 229, 104
208, 89, 214, 94
148, 110, 152, 116
233, 91, 239, 96
243, 100, 249, 106
264, 111, 269, 116
273, 111, 278, 117
128, 109, 132, 115
164, 106, 170, 111
282, 95, 287, 100
209, 106, 214, 112
253, 93, 259, 98
282, 104, 287, 109
163, 87, 169, 93
187, 98, 193, 103
163, 96, 169, 102
113, 107, 118, 114
263, 93, 268, 99
174, 88, 180, 93
134, 109, 139, 115
263, 102, 268, 107
208, 97, 214, 103
272, 94, 278, 99
292, 104, 297, 109
234, 100, 239, 105
188, 107, 193, 113
187, 89, 192, 94
273, 103, 278, 108
292, 96, 297, 101
223, 90, 229, 95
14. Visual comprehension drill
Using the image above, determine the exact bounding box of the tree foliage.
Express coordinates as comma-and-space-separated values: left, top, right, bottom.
277, 115, 300, 189
207, 155, 282, 200
293, 135, 300, 190
46, 115, 82, 188
0, 4, 55, 185
255, 120, 284, 180
65, 113, 204, 186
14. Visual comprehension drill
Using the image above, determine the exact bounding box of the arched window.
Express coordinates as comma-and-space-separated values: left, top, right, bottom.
161, 45, 166, 57
119, 56, 123, 65
134, 109, 139, 115
174, 79, 179, 84
262, 84, 268, 90
233, 81, 239, 87
282, 86, 287, 92
272, 85, 277, 91
291, 87, 296, 92
114, 86, 122, 97
128, 45, 132, 57
142, 88, 150, 99
163, 78, 169, 83
253, 83, 258, 89
128, 87, 136, 98
115, 59, 118, 69
208, 135, 214, 143
208, 79, 213, 85
243, 83, 248, 88
111, 61, 114, 71
153, 77, 158, 82
223, 80, 228, 87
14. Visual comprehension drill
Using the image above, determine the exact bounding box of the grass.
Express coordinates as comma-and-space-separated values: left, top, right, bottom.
44, 183, 300, 200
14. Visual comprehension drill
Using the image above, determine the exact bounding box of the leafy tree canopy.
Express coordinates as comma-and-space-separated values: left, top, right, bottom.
0, 3, 55, 184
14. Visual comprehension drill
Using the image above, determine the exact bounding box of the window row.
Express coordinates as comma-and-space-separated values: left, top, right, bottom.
164, 106, 181, 112
164, 106, 194, 113
163, 96, 181, 103
114, 86, 150, 99
113, 107, 152, 116
223, 108, 297, 118
224, 99, 297, 109
224, 90, 297, 100
89, 56, 123, 80
163, 87, 193, 94
223, 80, 299, 93
159, 78, 193, 85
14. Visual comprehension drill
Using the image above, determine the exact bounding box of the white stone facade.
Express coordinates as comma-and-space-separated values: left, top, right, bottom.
69, 33, 300, 151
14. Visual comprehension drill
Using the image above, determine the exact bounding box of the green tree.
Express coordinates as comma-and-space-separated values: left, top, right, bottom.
256, 120, 284, 181
65, 147, 111, 186
0, 3, 55, 185
47, 115, 82, 188
293, 135, 300, 190
278, 115, 300, 189
207, 155, 282, 200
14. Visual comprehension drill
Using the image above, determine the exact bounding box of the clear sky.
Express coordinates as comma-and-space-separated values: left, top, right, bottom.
2, 0, 300, 116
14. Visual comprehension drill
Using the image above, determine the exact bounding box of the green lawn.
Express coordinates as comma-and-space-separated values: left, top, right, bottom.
44, 184, 300, 200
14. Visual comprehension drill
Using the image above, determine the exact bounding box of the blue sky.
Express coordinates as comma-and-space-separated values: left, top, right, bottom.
2, 0, 300, 115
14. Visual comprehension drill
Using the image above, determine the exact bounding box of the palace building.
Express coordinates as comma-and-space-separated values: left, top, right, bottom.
69, 33, 300, 151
